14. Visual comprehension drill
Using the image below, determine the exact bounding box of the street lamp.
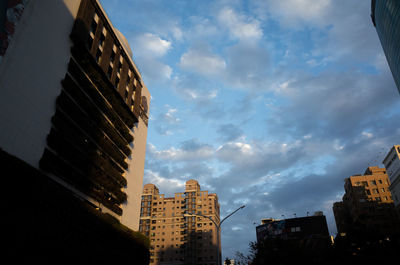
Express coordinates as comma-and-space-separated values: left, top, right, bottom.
186, 205, 245, 265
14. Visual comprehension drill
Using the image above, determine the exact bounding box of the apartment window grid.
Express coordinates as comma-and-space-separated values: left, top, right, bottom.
140, 183, 220, 265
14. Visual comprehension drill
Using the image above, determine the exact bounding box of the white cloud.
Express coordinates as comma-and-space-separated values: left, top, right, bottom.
333, 139, 345, 151
353, 131, 374, 144
164, 105, 180, 124
218, 7, 262, 40
131, 33, 173, 82
144, 170, 186, 196
179, 48, 226, 76
253, 0, 331, 27
138, 57, 173, 81
361, 131, 373, 139
135, 33, 172, 57
171, 26, 183, 41
181, 88, 218, 101
189, 16, 219, 38
148, 143, 214, 161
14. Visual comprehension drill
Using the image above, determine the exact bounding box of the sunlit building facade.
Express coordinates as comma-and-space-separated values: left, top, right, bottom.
139, 180, 221, 265
333, 166, 400, 236
371, 0, 400, 93
0, 0, 150, 230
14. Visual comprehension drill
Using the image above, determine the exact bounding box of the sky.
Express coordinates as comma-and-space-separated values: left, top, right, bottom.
99, 0, 400, 259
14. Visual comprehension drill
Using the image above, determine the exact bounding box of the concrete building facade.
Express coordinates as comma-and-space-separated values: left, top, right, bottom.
0, 0, 149, 230
371, 0, 400, 93
333, 166, 400, 237
382, 145, 400, 212
139, 180, 221, 265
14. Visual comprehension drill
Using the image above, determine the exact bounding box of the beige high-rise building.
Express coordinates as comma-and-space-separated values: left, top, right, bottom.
139, 180, 221, 265
333, 166, 400, 236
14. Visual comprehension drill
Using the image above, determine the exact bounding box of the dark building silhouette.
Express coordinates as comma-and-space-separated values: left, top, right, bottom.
254, 213, 331, 265
371, 0, 400, 93
2, 147, 150, 264
255, 212, 330, 243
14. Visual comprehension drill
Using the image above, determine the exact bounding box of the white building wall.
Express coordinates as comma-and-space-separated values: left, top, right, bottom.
0, 0, 80, 168
122, 85, 150, 230
0, 0, 149, 230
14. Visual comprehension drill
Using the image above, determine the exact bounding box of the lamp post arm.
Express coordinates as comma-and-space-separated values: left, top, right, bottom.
220, 205, 245, 226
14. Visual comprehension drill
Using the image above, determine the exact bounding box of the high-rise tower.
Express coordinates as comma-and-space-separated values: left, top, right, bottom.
371, 0, 400, 93
382, 145, 400, 214
139, 180, 221, 265
0, 0, 150, 230
333, 166, 400, 237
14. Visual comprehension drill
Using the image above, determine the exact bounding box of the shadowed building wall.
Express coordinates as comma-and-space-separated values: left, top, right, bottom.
382, 145, 400, 214
0, 0, 150, 231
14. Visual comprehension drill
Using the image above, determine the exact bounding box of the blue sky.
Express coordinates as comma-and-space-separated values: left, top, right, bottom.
100, 0, 400, 259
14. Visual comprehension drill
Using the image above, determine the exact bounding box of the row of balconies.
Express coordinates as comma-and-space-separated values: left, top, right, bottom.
70, 44, 138, 128
39, 148, 123, 215
39, 52, 142, 215
55, 91, 128, 169
67, 59, 133, 143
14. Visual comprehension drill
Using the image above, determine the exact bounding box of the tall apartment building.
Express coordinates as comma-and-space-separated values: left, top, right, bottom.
371, 0, 400, 93
0, 0, 150, 230
333, 166, 400, 237
139, 180, 221, 265
382, 145, 400, 212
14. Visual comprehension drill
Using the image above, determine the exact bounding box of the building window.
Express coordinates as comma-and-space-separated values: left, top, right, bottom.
99, 33, 106, 48
115, 77, 120, 89
126, 75, 131, 87
290, 227, 301, 232
95, 48, 102, 63
110, 50, 116, 63
90, 19, 97, 35
107, 65, 113, 78
361, 181, 368, 186
371, 180, 377, 185
124, 88, 129, 100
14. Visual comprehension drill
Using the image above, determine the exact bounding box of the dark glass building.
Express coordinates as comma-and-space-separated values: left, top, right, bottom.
371, 0, 400, 93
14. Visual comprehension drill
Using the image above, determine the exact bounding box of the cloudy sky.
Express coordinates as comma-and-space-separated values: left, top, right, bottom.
100, 0, 400, 259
